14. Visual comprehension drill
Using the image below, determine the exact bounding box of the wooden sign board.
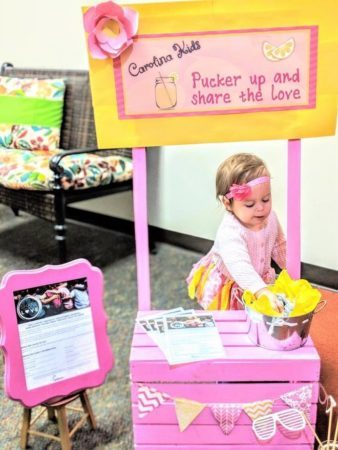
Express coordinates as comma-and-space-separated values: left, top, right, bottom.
84, 0, 338, 148
0, 259, 114, 407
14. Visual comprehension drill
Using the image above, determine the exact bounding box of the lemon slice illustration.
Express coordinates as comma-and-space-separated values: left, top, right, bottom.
262, 42, 280, 61
263, 38, 295, 61
272, 38, 295, 60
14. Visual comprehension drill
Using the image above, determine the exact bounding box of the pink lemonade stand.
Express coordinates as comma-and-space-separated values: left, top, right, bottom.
129, 147, 321, 450
83, 1, 338, 448
131, 310, 319, 449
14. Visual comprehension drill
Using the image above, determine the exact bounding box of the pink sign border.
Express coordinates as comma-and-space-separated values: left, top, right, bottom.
0, 258, 114, 407
113, 25, 317, 120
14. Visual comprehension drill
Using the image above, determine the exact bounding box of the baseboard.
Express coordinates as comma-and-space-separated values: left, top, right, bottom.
67, 206, 135, 235
300, 263, 337, 291
67, 207, 337, 290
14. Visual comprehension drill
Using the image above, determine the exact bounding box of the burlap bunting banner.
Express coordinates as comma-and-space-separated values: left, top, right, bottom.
174, 398, 206, 431
243, 399, 274, 421
138, 383, 313, 434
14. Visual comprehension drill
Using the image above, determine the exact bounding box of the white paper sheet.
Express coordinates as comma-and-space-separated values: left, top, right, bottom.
163, 313, 226, 365
18, 308, 99, 390
136, 309, 226, 365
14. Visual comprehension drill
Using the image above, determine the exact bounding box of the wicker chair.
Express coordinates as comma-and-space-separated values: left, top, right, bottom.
0, 63, 132, 262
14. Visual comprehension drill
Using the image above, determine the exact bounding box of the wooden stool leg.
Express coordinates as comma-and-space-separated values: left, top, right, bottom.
80, 391, 97, 429
20, 408, 31, 449
47, 406, 56, 421
56, 406, 72, 450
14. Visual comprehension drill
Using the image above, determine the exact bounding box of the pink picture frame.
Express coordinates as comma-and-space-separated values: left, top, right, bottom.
0, 258, 114, 407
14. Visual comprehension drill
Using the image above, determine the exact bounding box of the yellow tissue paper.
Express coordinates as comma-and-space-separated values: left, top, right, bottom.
243, 270, 321, 317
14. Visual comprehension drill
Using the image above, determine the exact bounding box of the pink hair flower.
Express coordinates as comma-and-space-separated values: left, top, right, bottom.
226, 184, 252, 201
225, 177, 270, 201
83, 1, 139, 60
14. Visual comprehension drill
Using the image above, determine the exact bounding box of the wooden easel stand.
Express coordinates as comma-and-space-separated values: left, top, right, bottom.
20, 390, 96, 450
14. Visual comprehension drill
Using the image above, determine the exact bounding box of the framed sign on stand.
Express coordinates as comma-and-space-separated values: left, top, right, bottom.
0, 258, 114, 407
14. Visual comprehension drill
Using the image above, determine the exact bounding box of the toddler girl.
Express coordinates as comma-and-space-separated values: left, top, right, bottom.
187, 153, 286, 311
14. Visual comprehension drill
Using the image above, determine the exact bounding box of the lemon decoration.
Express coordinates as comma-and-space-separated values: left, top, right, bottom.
262, 42, 280, 61
272, 38, 295, 60
262, 38, 295, 62
169, 72, 179, 81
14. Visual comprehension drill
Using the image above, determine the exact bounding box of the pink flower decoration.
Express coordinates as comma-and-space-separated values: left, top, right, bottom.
227, 184, 252, 201
84, 1, 139, 59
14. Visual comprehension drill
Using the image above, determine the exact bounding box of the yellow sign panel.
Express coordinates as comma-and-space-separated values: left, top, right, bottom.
84, 0, 338, 148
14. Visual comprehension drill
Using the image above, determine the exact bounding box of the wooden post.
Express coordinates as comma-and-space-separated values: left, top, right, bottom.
287, 139, 301, 279
132, 147, 151, 310
20, 407, 31, 449
80, 391, 97, 429
47, 406, 56, 421
56, 406, 72, 450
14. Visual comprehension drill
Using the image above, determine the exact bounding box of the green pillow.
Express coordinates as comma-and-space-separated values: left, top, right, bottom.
0, 76, 65, 151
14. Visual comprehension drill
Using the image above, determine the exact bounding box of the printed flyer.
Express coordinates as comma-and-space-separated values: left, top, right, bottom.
14, 278, 99, 390
137, 308, 226, 365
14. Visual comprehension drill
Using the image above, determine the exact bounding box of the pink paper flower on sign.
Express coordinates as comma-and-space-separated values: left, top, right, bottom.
84, 1, 139, 59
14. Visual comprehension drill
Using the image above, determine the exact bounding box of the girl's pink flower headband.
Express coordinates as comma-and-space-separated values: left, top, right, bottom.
225, 176, 270, 201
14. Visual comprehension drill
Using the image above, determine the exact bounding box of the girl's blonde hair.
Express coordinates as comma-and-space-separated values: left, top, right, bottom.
216, 153, 270, 199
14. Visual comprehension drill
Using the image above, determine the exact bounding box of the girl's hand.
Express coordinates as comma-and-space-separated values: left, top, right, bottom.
256, 288, 284, 313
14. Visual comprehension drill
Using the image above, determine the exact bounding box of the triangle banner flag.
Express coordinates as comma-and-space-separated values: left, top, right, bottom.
280, 384, 313, 419
210, 403, 242, 435
243, 399, 274, 421
174, 398, 206, 431
138, 385, 170, 418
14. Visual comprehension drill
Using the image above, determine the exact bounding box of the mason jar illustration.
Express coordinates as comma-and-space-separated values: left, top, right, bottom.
155, 76, 177, 110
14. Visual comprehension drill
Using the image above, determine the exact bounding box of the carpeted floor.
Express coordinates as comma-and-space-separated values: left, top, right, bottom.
0, 205, 336, 449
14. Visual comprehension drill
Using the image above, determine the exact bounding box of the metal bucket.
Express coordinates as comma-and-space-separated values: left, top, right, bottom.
245, 300, 326, 351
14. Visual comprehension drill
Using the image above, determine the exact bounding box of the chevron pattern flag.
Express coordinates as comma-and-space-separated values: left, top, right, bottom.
243, 399, 274, 421
138, 385, 170, 418
280, 384, 313, 419
210, 403, 242, 435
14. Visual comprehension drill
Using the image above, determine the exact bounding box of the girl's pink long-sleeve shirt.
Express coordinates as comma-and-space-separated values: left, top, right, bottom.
212, 210, 286, 294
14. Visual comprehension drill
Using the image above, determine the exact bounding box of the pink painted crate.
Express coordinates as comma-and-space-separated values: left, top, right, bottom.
130, 310, 320, 449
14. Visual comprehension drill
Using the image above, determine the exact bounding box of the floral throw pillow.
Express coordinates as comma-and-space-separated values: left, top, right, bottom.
0, 76, 65, 151
0, 124, 12, 148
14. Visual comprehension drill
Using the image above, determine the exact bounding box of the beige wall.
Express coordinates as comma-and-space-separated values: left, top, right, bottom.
1, 0, 337, 270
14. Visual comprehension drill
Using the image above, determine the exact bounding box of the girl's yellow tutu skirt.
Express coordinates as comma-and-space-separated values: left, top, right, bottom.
186, 252, 244, 310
